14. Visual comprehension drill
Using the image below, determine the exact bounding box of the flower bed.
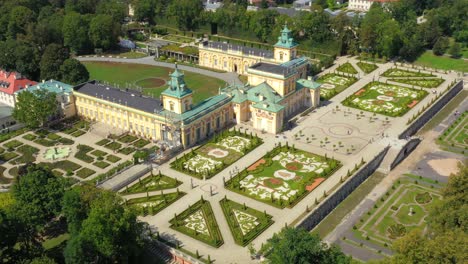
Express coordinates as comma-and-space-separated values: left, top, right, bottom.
220, 198, 273, 246
388, 78, 444, 88
226, 144, 340, 208
74, 144, 95, 163
171, 129, 263, 179
122, 171, 182, 194
336, 62, 358, 74
356, 62, 378, 74
316, 73, 358, 100
76, 167, 96, 179
127, 191, 185, 216
342, 82, 428, 117
169, 199, 224, 248
382, 68, 435, 77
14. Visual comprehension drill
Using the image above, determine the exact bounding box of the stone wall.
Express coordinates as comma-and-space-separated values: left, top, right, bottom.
296, 147, 389, 231
390, 137, 421, 170
399, 80, 464, 139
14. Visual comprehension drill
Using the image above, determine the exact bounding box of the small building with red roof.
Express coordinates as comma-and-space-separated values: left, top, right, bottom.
0, 69, 37, 107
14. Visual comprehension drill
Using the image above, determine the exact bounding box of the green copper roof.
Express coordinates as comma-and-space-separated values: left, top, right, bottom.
222, 82, 285, 113
18, 80, 73, 94
160, 94, 231, 125
274, 24, 298, 49
252, 101, 284, 113
296, 79, 321, 90
162, 65, 192, 98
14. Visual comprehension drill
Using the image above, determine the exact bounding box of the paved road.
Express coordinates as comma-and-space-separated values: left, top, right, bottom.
78, 56, 243, 86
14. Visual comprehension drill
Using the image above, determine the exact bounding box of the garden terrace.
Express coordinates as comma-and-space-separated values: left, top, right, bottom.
169, 199, 223, 248
356, 62, 378, 74
171, 129, 263, 179
0, 128, 28, 143
225, 144, 341, 209
388, 78, 445, 88
126, 190, 185, 216
342, 82, 428, 117
336, 62, 358, 74
23, 130, 74, 147
350, 174, 443, 247
316, 73, 358, 100
121, 171, 182, 194
437, 111, 468, 154
220, 197, 274, 246
382, 68, 436, 78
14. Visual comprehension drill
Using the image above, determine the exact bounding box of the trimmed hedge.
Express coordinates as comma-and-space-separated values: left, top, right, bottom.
220, 198, 273, 246
169, 199, 224, 248
122, 171, 182, 194
127, 191, 186, 216
74, 144, 95, 163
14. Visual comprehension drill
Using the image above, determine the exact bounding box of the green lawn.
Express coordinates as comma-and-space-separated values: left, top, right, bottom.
312, 172, 386, 238
336, 62, 358, 74
0, 192, 14, 209
437, 111, 468, 154
127, 191, 185, 216
414, 51, 468, 72
83, 62, 226, 103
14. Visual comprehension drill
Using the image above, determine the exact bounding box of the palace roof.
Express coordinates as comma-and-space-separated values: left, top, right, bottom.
17, 80, 73, 95
248, 62, 297, 78
274, 25, 298, 49
74, 81, 164, 114
0, 70, 36, 95
201, 41, 274, 59
222, 82, 284, 113
162, 66, 193, 99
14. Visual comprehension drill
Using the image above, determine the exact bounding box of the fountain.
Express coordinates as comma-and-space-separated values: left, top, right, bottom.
408, 206, 414, 216
44, 146, 71, 160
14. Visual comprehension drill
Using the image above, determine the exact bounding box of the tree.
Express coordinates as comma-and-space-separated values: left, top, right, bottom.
167, 0, 204, 31
62, 12, 91, 54
13, 89, 59, 128
133, 150, 149, 164
448, 42, 462, 58
69, 190, 145, 262
7, 6, 35, 39
39, 43, 68, 81
60, 58, 89, 85
265, 227, 351, 264
11, 165, 68, 230
432, 37, 449, 56
0, 209, 20, 262
88, 14, 119, 50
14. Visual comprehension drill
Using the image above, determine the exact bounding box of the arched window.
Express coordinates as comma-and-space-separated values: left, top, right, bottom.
169, 102, 175, 111
279, 52, 283, 61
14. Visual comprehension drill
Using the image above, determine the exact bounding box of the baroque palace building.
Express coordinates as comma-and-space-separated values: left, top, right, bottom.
73, 26, 321, 147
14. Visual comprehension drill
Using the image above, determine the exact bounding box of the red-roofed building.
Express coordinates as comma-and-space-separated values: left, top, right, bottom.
0, 70, 37, 106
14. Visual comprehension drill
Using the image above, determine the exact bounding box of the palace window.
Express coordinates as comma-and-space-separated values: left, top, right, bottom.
279, 52, 283, 61
169, 102, 175, 111
214, 59, 218, 66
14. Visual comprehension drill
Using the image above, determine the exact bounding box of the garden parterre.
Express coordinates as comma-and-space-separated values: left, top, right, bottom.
226, 144, 340, 208
350, 175, 443, 247
389, 78, 445, 88
382, 68, 435, 78
342, 82, 428, 117
316, 73, 358, 100
437, 111, 468, 155
171, 130, 262, 179
126, 191, 185, 216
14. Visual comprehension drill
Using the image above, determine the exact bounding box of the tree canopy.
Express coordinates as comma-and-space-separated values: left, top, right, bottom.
13, 89, 59, 128
265, 227, 351, 264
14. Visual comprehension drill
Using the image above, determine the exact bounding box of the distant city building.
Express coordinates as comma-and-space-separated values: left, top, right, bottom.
205, 0, 223, 12
348, 0, 398, 12
0, 70, 36, 107
293, 0, 312, 9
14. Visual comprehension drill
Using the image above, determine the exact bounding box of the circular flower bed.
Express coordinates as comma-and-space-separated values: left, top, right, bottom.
274, 170, 296, 180
207, 148, 229, 158
387, 224, 406, 239
373, 100, 385, 105
285, 162, 303, 171
415, 192, 432, 204
263, 178, 284, 189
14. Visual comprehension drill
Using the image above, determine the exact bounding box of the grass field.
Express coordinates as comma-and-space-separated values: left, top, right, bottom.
414, 51, 468, 72
83, 62, 226, 103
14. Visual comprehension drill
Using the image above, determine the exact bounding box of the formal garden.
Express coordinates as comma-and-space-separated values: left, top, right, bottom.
388, 78, 445, 88
225, 143, 341, 208
22, 130, 74, 147
356, 62, 378, 74
95, 133, 153, 155
169, 198, 224, 248
51, 118, 90, 137
171, 129, 263, 179
350, 174, 443, 247
382, 68, 435, 78
336, 62, 358, 74
121, 171, 182, 194
437, 111, 468, 154
342, 82, 428, 117
220, 197, 273, 246
316, 73, 358, 100
126, 190, 186, 216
